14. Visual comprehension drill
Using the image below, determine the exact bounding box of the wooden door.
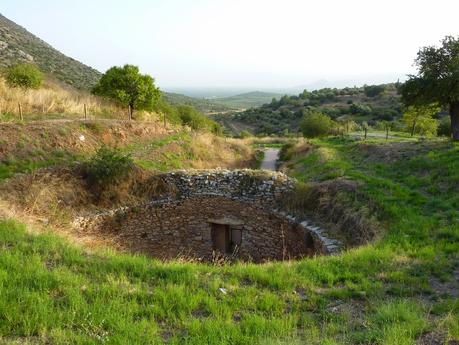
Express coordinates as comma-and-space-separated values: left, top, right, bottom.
211, 224, 230, 253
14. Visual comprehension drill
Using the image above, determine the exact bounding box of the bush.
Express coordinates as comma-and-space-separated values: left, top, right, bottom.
177, 105, 221, 134
5, 64, 43, 89
84, 147, 134, 188
300, 111, 334, 138
364, 84, 386, 97
238, 130, 252, 139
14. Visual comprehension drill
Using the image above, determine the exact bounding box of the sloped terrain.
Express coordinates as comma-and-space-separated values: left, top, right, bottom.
0, 14, 101, 89
213, 84, 403, 135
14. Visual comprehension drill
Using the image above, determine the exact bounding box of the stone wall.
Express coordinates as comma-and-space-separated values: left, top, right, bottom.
74, 169, 341, 261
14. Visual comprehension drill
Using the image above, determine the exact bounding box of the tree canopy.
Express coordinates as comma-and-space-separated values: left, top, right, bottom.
402, 105, 440, 137
300, 111, 334, 138
92, 65, 160, 115
5, 63, 43, 90
400, 36, 459, 140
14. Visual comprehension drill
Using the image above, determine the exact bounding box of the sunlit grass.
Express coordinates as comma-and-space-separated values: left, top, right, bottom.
1, 135, 458, 343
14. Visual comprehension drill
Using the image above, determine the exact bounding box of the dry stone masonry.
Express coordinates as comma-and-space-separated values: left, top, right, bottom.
74, 169, 341, 262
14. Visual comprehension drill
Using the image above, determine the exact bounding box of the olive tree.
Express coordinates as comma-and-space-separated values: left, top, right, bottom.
400, 36, 459, 140
92, 64, 160, 117
300, 111, 334, 138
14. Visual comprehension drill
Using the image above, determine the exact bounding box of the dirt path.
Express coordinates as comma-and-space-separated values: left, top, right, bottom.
260, 148, 280, 171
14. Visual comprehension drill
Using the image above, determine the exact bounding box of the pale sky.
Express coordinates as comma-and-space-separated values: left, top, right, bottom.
2, 0, 459, 89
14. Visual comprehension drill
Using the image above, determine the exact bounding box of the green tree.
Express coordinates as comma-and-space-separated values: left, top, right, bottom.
300, 111, 334, 138
400, 36, 459, 140
92, 65, 160, 117
402, 104, 440, 137
364, 84, 386, 97
5, 64, 43, 89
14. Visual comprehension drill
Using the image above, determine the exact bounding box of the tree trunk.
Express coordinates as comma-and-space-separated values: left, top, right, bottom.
451, 102, 459, 141
128, 104, 134, 121
411, 120, 416, 137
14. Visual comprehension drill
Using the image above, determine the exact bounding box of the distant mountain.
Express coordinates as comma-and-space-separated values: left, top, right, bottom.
212, 91, 283, 109
0, 14, 101, 89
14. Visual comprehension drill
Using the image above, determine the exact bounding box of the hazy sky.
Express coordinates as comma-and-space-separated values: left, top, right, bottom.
2, 0, 459, 89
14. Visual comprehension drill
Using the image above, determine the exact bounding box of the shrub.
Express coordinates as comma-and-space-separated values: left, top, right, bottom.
238, 130, 252, 139
364, 84, 386, 97
300, 111, 334, 138
84, 147, 134, 188
177, 105, 221, 134
5, 64, 43, 89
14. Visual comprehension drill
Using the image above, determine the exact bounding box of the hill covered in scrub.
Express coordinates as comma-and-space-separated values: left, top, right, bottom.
213, 84, 403, 135
0, 14, 101, 89
162, 91, 233, 114
211, 91, 284, 109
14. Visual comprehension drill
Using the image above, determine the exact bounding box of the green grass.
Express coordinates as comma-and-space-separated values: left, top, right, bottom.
0, 150, 78, 181
1, 136, 458, 344
0, 132, 194, 180
1, 219, 447, 345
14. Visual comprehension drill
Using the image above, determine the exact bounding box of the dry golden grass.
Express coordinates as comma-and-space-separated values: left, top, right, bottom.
0, 77, 162, 121
187, 133, 255, 169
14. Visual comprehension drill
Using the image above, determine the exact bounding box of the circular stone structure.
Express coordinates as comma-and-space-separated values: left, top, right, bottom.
74, 170, 341, 262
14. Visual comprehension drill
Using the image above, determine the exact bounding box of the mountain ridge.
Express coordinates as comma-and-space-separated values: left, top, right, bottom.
0, 13, 101, 89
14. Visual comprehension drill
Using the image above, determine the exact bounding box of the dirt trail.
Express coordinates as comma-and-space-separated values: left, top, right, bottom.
260, 148, 279, 171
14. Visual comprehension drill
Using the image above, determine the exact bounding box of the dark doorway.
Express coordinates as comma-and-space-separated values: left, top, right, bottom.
211, 223, 230, 253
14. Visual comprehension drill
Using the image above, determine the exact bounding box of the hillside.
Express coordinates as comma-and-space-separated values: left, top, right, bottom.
211, 91, 283, 109
162, 91, 233, 114
0, 14, 101, 89
213, 84, 402, 135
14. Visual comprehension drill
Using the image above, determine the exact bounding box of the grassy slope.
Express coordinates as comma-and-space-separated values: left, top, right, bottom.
0, 120, 254, 181
0, 136, 458, 344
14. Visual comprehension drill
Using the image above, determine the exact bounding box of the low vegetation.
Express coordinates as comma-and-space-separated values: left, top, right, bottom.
83, 147, 134, 192
5, 63, 43, 89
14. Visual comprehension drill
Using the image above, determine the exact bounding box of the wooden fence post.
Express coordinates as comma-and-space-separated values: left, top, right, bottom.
364, 127, 367, 140
128, 105, 132, 121
84, 104, 87, 119
18, 102, 23, 121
